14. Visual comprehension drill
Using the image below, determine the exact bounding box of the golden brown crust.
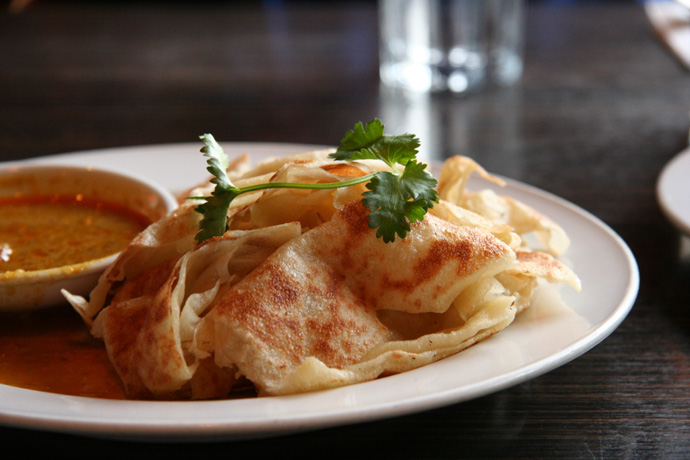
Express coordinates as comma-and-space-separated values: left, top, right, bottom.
514, 249, 581, 291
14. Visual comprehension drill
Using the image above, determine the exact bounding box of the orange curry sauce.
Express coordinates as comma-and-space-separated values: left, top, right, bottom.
0, 194, 152, 398
0, 307, 126, 399
0, 195, 150, 273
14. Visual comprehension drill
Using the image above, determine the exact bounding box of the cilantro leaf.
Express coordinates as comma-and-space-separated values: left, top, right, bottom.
362, 160, 439, 242
195, 188, 240, 244
335, 119, 384, 157
330, 118, 420, 168
195, 134, 240, 244
200, 133, 233, 190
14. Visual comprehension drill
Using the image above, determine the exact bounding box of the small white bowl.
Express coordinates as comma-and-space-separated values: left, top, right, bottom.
0, 164, 178, 311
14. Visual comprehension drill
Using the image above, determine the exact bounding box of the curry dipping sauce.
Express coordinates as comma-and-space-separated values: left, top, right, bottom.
0, 195, 152, 398
0, 195, 150, 273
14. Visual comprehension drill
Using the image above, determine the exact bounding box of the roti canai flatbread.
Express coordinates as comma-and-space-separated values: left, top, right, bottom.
63, 151, 580, 399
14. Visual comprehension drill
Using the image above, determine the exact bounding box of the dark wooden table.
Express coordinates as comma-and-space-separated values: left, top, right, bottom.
2, 1, 690, 458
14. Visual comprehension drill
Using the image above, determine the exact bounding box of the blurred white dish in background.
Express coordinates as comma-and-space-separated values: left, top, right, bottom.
645, 0, 690, 69
675, 0, 690, 10
657, 147, 690, 235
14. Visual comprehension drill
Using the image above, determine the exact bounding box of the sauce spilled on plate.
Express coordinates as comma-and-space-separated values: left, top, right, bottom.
0, 307, 258, 400
0, 195, 150, 273
0, 307, 127, 399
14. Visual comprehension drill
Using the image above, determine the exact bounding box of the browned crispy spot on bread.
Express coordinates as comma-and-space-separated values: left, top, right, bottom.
319, 163, 368, 177
514, 249, 581, 290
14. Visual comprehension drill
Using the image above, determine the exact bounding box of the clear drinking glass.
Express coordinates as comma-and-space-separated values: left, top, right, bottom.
378, 0, 524, 93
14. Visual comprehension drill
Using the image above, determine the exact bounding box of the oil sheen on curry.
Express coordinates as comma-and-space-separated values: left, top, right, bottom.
0, 195, 150, 273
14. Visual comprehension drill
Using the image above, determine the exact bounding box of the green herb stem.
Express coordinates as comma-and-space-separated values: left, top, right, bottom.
236, 173, 376, 194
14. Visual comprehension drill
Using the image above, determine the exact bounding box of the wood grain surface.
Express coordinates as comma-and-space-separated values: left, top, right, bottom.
1, 1, 689, 458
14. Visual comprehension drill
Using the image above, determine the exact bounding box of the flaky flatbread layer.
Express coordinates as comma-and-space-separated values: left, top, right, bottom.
63, 152, 580, 399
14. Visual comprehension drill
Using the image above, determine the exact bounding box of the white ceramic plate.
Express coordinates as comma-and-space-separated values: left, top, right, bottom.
0, 143, 639, 442
657, 147, 690, 235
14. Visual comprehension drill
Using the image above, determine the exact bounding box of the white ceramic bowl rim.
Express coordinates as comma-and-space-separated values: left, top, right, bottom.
0, 254, 116, 284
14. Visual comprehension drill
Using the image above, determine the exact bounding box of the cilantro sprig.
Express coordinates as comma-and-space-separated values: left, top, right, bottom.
331, 119, 438, 242
193, 119, 438, 244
